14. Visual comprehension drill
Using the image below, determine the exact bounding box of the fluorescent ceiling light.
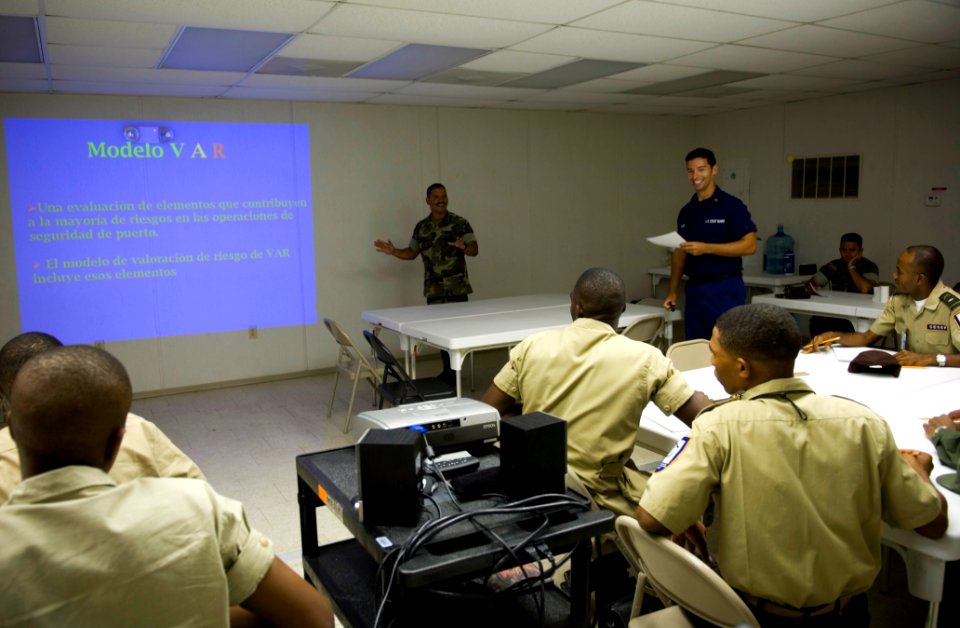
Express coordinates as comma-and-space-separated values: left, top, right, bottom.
348, 43, 490, 80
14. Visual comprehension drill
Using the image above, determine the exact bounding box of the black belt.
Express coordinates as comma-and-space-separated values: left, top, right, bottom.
686, 270, 742, 284
736, 590, 853, 618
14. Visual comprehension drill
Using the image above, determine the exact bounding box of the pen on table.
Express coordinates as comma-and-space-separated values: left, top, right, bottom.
802, 336, 840, 351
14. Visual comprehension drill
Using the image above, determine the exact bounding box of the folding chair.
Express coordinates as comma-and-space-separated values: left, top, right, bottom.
615, 516, 759, 627
621, 314, 666, 348
665, 339, 711, 371
323, 317, 381, 432
363, 330, 457, 408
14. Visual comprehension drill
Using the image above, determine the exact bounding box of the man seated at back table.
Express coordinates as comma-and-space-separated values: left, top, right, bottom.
637, 303, 947, 627
805, 232, 879, 338
481, 267, 711, 518
0, 345, 334, 626
809, 244, 960, 367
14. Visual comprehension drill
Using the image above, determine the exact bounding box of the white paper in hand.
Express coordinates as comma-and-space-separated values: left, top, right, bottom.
647, 231, 685, 249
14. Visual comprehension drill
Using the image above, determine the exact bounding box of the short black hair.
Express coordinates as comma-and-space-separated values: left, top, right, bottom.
907, 245, 944, 285
10, 345, 131, 464
0, 332, 63, 399
684, 147, 716, 166
574, 267, 625, 321
426, 183, 446, 197
840, 232, 863, 248
715, 304, 802, 364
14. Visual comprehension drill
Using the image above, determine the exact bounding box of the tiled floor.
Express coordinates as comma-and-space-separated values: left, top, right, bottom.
131, 349, 943, 627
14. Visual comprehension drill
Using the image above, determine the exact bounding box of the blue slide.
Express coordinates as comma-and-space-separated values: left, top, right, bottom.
4, 118, 316, 343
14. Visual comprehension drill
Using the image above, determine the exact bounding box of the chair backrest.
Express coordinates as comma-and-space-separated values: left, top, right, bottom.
362, 329, 418, 391
615, 516, 759, 628
665, 338, 711, 371
621, 314, 665, 344
323, 317, 378, 373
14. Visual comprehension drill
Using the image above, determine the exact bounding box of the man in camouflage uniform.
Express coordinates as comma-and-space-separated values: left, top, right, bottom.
375, 183, 478, 383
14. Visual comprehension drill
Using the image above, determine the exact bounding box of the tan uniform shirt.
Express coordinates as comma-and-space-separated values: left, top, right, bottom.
0, 412, 204, 503
639, 378, 942, 609
870, 280, 960, 354
0, 466, 274, 626
493, 317, 694, 517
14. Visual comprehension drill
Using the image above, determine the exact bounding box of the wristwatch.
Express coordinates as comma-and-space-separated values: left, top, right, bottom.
936, 354, 946, 367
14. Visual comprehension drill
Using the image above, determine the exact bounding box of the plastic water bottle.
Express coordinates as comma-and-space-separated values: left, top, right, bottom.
783, 249, 795, 275
764, 224, 795, 274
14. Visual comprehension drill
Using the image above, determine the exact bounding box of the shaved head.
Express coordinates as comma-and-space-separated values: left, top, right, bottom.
0, 332, 63, 400
572, 267, 626, 325
10, 346, 131, 473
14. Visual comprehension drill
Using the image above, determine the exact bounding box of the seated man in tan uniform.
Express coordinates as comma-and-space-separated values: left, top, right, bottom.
809, 245, 960, 367
638, 303, 947, 626
0, 332, 204, 502
0, 345, 334, 626
481, 267, 710, 518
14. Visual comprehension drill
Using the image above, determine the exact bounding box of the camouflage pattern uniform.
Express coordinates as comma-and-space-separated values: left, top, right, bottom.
409, 211, 476, 300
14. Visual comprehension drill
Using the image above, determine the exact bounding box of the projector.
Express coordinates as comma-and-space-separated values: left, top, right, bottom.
353, 398, 500, 453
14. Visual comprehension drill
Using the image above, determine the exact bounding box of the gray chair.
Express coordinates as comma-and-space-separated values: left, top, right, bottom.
615, 516, 760, 627
323, 317, 381, 432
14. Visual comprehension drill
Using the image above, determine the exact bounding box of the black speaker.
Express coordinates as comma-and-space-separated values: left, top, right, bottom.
499, 412, 567, 499
356, 429, 424, 526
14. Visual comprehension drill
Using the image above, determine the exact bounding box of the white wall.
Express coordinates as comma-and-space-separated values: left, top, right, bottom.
0, 93, 692, 393
694, 78, 960, 283
2, 78, 955, 393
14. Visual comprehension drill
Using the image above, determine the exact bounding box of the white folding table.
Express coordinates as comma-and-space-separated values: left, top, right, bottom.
361, 293, 681, 396
751, 290, 885, 332
647, 265, 813, 298
638, 350, 960, 628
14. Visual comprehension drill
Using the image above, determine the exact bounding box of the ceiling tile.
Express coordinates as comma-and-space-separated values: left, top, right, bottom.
48, 44, 160, 68
658, 0, 897, 22
517, 90, 629, 105
1, 0, 40, 17
51, 66, 245, 85
0, 15, 41, 63
240, 73, 409, 92
611, 64, 711, 82
502, 59, 642, 89
0, 78, 50, 91
280, 33, 401, 62
392, 82, 541, 100
222, 86, 377, 102
348, 44, 489, 81
50, 80, 227, 97
793, 59, 925, 81
341, 0, 624, 23
44, 0, 337, 32
460, 50, 575, 74
424, 68, 524, 87
561, 77, 653, 93
625, 70, 764, 95
45, 16, 176, 48
0, 62, 47, 79
740, 25, 917, 57
312, 4, 552, 48
256, 57, 362, 78
494, 101, 589, 111
820, 1, 960, 43
727, 74, 866, 91
368, 93, 509, 107
863, 44, 960, 69
573, 1, 796, 42
512, 27, 715, 63
160, 27, 292, 72
672, 45, 838, 73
